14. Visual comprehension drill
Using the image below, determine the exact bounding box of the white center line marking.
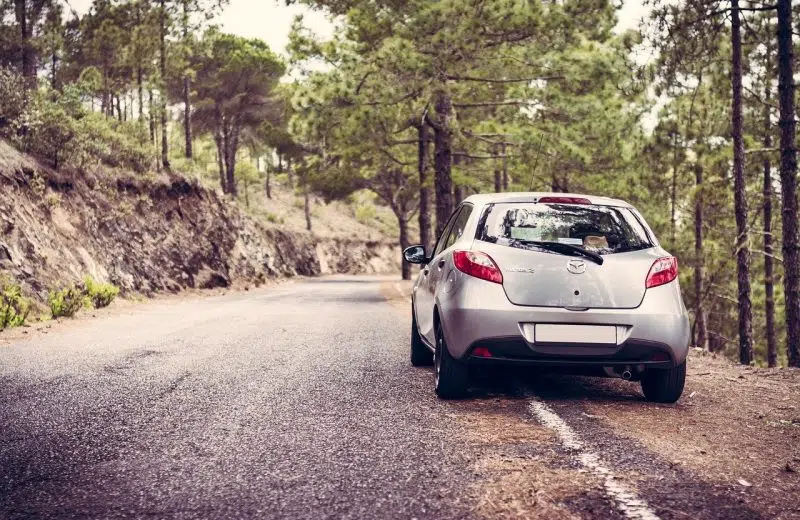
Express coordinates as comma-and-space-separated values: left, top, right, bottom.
529, 400, 661, 520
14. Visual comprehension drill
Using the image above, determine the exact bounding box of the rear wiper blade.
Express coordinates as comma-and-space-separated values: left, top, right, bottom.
513, 240, 604, 265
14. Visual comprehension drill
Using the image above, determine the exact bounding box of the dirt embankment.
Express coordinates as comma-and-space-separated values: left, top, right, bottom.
0, 140, 398, 303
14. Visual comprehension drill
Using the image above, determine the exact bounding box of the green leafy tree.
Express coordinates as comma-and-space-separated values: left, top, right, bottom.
191, 30, 285, 196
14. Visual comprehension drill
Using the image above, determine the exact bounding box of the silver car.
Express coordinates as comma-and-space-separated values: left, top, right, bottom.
403, 193, 690, 402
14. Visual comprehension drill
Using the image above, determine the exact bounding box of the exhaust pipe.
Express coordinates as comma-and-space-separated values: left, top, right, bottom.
621, 370, 632, 380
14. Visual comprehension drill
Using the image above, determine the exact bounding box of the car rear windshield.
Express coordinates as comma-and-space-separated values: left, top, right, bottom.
476, 202, 654, 255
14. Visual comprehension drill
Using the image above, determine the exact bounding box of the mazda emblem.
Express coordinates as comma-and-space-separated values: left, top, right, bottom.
566, 259, 586, 274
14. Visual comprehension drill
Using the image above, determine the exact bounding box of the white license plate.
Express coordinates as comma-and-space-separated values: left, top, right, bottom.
533, 324, 617, 344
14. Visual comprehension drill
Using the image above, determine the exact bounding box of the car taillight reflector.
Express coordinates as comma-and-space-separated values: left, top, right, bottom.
645, 257, 678, 288
537, 196, 591, 204
472, 347, 492, 358
453, 250, 503, 284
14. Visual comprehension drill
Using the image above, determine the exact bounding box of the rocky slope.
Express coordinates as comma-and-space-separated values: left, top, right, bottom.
0, 140, 398, 303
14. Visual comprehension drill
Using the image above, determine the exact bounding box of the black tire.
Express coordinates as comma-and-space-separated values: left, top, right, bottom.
641, 361, 686, 403
410, 308, 433, 366
434, 321, 469, 399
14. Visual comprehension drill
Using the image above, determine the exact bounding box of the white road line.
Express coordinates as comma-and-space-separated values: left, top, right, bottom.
529, 400, 661, 520
394, 282, 412, 304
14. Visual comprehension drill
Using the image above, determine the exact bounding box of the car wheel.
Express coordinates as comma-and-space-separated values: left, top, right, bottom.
410, 306, 433, 366
434, 321, 469, 399
641, 361, 686, 403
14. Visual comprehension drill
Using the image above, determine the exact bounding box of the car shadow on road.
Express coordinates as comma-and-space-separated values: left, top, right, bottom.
468, 367, 647, 404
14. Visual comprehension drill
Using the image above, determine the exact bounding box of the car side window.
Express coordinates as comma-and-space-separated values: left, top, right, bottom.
433, 207, 463, 258
444, 205, 473, 250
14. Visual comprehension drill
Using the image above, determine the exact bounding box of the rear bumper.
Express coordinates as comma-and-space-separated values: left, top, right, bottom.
437, 272, 690, 367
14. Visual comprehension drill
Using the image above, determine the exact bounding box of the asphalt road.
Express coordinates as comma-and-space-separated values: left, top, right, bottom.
0, 277, 792, 519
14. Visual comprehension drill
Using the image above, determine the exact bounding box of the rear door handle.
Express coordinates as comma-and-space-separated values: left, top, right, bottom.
423, 267, 430, 275
438, 259, 446, 269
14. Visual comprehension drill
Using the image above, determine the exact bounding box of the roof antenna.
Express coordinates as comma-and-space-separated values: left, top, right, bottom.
528, 134, 545, 191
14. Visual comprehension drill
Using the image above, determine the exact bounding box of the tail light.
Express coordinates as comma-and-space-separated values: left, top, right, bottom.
645, 257, 678, 288
453, 250, 503, 284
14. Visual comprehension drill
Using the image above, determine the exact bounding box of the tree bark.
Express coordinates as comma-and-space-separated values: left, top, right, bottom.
763, 52, 778, 367
224, 128, 238, 197
399, 216, 411, 280
501, 143, 509, 191
670, 131, 679, 246
182, 0, 192, 160
159, 0, 170, 171
776, 0, 799, 367
694, 163, 708, 350
149, 87, 156, 144
493, 145, 502, 192
432, 90, 453, 238
454, 185, 465, 204
137, 68, 144, 120
303, 169, 312, 232
417, 123, 432, 253
214, 132, 225, 193
14, 0, 36, 86
731, 0, 754, 365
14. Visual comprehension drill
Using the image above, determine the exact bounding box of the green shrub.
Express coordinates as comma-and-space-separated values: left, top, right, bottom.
76, 115, 152, 173
49, 284, 85, 318
24, 96, 79, 170
0, 67, 30, 138
11, 85, 153, 173
83, 276, 119, 309
0, 276, 32, 330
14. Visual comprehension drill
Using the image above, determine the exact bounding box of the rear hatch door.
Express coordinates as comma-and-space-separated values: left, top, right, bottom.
474, 242, 661, 309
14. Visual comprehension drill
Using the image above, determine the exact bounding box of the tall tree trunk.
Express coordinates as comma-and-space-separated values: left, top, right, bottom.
694, 163, 708, 350
159, 0, 170, 171
182, 0, 192, 159
418, 123, 432, 253
777, 0, 799, 367
265, 167, 272, 199
50, 44, 57, 90
433, 90, 453, 238
454, 185, 465, 204
670, 131, 679, 246
399, 216, 411, 280
493, 145, 502, 192
286, 156, 293, 192
137, 69, 144, 120
149, 87, 156, 144
224, 129, 238, 197
501, 143, 509, 190
15, 0, 36, 86
303, 170, 312, 232
763, 54, 778, 367
731, 0, 754, 365
214, 132, 226, 193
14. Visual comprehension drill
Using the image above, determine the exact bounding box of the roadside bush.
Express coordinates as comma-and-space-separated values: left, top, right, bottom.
0, 276, 32, 330
8, 83, 153, 173
0, 67, 30, 138
49, 284, 85, 318
83, 276, 119, 309
76, 115, 152, 173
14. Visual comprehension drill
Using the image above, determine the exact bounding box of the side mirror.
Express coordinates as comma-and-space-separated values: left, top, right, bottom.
403, 245, 428, 264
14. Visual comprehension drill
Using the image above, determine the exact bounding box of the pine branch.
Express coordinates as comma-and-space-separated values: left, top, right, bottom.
445, 75, 563, 83
452, 100, 527, 108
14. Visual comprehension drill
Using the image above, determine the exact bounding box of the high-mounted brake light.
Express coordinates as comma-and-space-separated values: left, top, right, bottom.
645, 257, 678, 288
537, 196, 592, 204
453, 250, 503, 284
